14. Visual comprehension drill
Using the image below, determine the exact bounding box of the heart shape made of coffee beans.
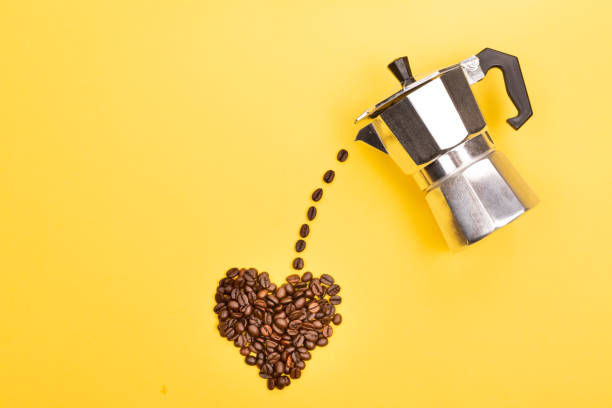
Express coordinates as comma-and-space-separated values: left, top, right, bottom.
214, 267, 342, 390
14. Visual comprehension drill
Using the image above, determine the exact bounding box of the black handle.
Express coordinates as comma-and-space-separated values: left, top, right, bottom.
476, 48, 533, 130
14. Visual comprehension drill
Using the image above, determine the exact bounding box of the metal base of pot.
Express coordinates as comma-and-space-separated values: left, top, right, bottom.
416, 134, 538, 249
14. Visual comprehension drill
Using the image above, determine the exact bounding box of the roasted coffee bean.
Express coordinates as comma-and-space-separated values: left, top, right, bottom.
286, 328, 299, 336
245, 355, 257, 365
323, 170, 335, 183
294, 297, 306, 309
276, 285, 286, 299
293, 334, 305, 347
299, 224, 309, 238
316, 337, 328, 346
284, 283, 294, 295
330, 295, 342, 305
323, 325, 333, 338
226, 268, 239, 278
266, 294, 279, 305
290, 368, 301, 379
280, 296, 292, 305
260, 325, 272, 337
304, 340, 315, 350
311, 320, 323, 329
265, 339, 278, 349
307, 302, 320, 314
301, 271, 313, 282
227, 300, 239, 310
213, 303, 226, 314
307, 206, 317, 221
268, 352, 281, 364
320, 274, 334, 285
327, 284, 340, 296
274, 361, 285, 375
286, 274, 300, 284
240, 347, 250, 356
267, 378, 275, 390
332, 313, 342, 325
275, 318, 288, 329
311, 188, 323, 202
289, 310, 306, 321
337, 148, 348, 162
295, 239, 306, 252
270, 332, 282, 341
254, 299, 267, 310
311, 280, 323, 297
292, 257, 304, 270
304, 331, 318, 342
247, 325, 259, 337
259, 273, 271, 289
300, 351, 311, 361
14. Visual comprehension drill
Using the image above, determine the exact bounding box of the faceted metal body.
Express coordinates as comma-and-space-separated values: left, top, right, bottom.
355, 52, 537, 249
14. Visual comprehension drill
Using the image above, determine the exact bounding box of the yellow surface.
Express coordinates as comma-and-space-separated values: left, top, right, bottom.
1, 1, 611, 407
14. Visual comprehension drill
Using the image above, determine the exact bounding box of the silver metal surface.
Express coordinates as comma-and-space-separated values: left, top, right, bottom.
460, 56, 485, 85
425, 149, 538, 249
407, 77, 468, 150
413, 133, 494, 190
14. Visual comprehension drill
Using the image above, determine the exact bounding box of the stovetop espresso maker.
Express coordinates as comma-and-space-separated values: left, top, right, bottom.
355, 48, 537, 249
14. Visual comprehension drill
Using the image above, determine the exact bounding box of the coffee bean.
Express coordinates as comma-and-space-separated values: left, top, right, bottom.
292, 257, 304, 270
316, 337, 328, 346
226, 268, 239, 278
246, 325, 258, 337
307, 302, 320, 314
307, 206, 317, 221
276, 285, 286, 299
311, 188, 323, 202
275, 318, 288, 329
323, 170, 335, 183
301, 271, 313, 282
293, 333, 305, 347
327, 284, 340, 296
290, 368, 301, 379
274, 361, 285, 375
295, 239, 306, 252
320, 274, 334, 286
322, 325, 333, 337
267, 378, 275, 390
294, 297, 306, 309
284, 282, 294, 295
219, 309, 229, 321
330, 295, 342, 305
299, 224, 309, 238
260, 325, 272, 337
304, 331, 318, 342
259, 273, 271, 289
332, 313, 342, 325
245, 355, 257, 365
337, 149, 348, 162
268, 352, 281, 364
311, 280, 323, 297
213, 304, 226, 314
227, 300, 239, 310
286, 274, 300, 284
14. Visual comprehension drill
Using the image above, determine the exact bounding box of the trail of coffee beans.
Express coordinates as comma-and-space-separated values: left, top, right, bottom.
291, 148, 348, 273
215, 148, 349, 390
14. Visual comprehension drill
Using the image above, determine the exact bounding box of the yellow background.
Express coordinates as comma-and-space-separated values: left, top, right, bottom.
1, 1, 611, 407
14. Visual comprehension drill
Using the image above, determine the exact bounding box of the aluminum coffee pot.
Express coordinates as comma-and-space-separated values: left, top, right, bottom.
355, 48, 538, 249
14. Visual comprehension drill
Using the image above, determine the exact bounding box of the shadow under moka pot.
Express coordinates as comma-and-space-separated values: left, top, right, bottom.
355, 48, 537, 249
